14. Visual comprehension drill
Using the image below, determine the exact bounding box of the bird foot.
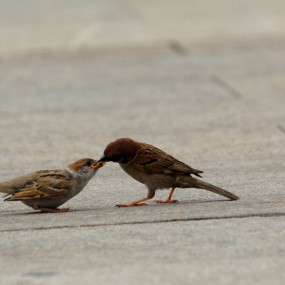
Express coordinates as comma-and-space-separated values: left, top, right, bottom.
155, 199, 179, 204
115, 203, 148, 207
39, 207, 70, 213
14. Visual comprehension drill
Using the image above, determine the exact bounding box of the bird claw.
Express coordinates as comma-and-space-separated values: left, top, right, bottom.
115, 203, 148, 207
155, 199, 179, 204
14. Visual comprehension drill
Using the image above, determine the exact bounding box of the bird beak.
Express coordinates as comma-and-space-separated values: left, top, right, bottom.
97, 155, 108, 163
92, 161, 106, 170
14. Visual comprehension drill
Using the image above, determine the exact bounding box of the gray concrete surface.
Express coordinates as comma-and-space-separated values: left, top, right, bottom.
1, 0, 285, 59
0, 1, 285, 285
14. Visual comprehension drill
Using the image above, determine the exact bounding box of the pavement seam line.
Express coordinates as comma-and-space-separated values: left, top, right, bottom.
1, 212, 284, 233
168, 40, 188, 56
277, 125, 285, 134
211, 75, 243, 99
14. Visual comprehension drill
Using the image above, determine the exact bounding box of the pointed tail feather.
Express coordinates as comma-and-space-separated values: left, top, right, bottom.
191, 177, 239, 200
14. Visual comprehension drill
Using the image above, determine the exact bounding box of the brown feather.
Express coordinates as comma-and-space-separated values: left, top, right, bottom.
5, 181, 70, 201
135, 142, 203, 177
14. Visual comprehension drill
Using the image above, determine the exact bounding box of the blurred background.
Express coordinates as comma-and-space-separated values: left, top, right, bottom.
1, 0, 285, 57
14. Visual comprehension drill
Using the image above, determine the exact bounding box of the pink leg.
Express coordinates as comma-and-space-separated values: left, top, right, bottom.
116, 197, 150, 207
155, 187, 178, 204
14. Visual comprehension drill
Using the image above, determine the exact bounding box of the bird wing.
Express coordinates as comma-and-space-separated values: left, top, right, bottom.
133, 143, 203, 177
5, 170, 71, 201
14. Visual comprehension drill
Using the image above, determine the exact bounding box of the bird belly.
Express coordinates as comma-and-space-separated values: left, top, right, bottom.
145, 174, 175, 190
120, 164, 175, 190
22, 198, 68, 209
120, 164, 148, 184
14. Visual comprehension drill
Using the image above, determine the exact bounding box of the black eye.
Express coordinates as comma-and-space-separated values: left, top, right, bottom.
85, 160, 93, 167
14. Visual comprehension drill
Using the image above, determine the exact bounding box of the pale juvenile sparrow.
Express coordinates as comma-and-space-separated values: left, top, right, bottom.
1, 158, 105, 213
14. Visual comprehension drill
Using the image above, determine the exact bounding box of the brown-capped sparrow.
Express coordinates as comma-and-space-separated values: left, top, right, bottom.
1, 158, 105, 213
98, 138, 239, 207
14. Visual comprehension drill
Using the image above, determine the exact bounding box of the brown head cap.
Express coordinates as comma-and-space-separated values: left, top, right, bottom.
67, 158, 96, 172
99, 138, 140, 164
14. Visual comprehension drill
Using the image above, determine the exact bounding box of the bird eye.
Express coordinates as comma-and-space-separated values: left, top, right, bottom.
85, 160, 93, 167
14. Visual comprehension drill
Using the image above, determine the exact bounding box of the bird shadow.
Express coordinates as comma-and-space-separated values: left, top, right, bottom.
1, 198, 236, 216
150, 198, 232, 205
184, 198, 233, 204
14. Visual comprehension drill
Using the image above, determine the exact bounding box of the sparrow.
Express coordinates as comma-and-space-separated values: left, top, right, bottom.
0, 158, 105, 213
98, 138, 239, 207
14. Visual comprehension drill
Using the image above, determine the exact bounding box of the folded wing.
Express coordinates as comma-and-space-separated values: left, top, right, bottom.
135, 143, 203, 177
5, 171, 71, 201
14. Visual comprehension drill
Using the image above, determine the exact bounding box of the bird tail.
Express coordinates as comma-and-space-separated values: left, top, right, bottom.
190, 177, 239, 200
193, 170, 203, 178
0, 182, 14, 195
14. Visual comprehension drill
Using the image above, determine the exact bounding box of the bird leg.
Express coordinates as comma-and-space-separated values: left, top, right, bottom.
155, 187, 178, 203
116, 197, 150, 207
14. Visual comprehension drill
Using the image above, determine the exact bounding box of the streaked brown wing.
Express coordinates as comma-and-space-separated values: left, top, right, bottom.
134, 143, 203, 176
5, 171, 71, 201
5, 181, 70, 201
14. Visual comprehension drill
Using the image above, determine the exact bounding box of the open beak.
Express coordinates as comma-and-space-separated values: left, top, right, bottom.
92, 161, 106, 170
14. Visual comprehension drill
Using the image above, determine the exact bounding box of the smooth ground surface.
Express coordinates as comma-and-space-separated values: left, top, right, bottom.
0, 1, 285, 285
